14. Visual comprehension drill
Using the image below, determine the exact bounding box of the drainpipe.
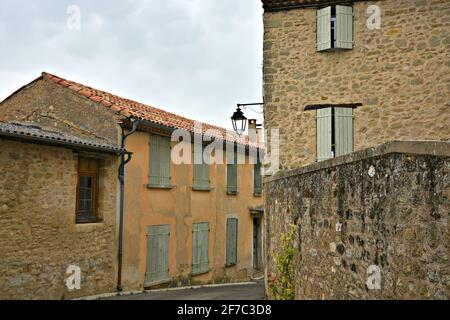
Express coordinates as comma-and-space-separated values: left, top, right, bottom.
117, 118, 140, 292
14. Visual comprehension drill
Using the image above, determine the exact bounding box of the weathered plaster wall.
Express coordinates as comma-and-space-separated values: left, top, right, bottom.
0, 78, 121, 146
263, 0, 450, 170
122, 131, 264, 291
0, 76, 265, 294
0, 140, 118, 300
265, 141, 449, 299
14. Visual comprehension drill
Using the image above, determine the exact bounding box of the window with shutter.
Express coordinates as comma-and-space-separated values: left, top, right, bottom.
317, 107, 354, 161
148, 135, 171, 188
334, 107, 354, 156
317, 108, 333, 161
145, 225, 170, 286
193, 144, 210, 190
226, 150, 238, 194
317, 5, 353, 51
253, 157, 262, 196
226, 218, 238, 266
192, 222, 210, 275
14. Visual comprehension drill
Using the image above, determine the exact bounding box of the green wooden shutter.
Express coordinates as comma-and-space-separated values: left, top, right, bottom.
193, 146, 210, 190
159, 137, 171, 186
317, 108, 333, 161
149, 135, 171, 187
145, 225, 170, 285
192, 222, 210, 274
254, 159, 262, 195
336, 5, 354, 49
227, 151, 238, 194
317, 6, 331, 51
149, 135, 160, 186
226, 218, 238, 266
335, 107, 354, 157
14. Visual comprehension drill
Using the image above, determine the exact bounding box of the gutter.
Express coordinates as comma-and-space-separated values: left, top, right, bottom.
116, 118, 141, 292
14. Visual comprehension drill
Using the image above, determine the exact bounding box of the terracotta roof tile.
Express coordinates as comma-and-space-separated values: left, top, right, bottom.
41, 72, 262, 149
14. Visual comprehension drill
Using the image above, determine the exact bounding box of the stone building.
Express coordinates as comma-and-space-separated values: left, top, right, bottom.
261, 0, 449, 299
0, 72, 264, 295
0, 122, 121, 299
262, 0, 449, 170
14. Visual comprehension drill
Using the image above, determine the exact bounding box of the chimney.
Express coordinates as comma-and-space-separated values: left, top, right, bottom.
248, 119, 262, 145
248, 119, 257, 132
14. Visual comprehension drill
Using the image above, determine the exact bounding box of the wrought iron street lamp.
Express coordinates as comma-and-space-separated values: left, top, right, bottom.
231, 102, 264, 135
231, 106, 247, 135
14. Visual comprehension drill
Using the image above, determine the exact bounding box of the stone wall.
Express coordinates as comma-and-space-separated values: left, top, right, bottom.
0, 139, 118, 300
263, 0, 450, 170
265, 141, 449, 299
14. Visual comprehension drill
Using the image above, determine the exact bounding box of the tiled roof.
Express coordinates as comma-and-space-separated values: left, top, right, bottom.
261, 0, 362, 11
41, 72, 261, 149
0, 122, 123, 154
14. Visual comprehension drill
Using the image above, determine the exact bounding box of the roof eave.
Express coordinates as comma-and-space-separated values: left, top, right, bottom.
262, 0, 364, 11
124, 118, 265, 152
0, 131, 123, 155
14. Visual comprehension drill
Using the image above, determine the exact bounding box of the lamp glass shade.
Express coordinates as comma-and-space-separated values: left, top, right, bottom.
231, 107, 247, 135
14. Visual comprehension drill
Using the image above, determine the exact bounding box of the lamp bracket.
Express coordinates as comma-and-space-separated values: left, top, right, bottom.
237, 102, 264, 115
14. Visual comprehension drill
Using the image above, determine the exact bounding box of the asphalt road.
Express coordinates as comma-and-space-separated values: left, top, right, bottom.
103, 280, 266, 300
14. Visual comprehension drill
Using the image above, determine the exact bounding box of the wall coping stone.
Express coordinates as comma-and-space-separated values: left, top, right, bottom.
265, 140, 450, 183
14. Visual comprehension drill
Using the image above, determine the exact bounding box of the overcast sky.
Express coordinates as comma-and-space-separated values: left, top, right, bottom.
0, 0, 264, 130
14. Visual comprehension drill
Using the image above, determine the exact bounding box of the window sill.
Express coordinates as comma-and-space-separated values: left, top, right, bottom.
226, 191, 239, 196
75, 223, 105, 234
318, 47, 353, 52
76, 217, 103, 224
192, 187, 211, 192
253, 193, 262, 198
147, 184, 174, 190
144, 278, 172, 289
225, 263, 237, 268
190, 269, 211, 277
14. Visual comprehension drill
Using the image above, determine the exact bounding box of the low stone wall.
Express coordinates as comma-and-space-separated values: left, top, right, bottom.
265, 141, 449, 299
0, 139, 118, 300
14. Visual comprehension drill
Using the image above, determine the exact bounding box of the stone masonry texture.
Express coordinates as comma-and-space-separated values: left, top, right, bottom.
265, 141, 449, 299
0, 139, 118, 300
0, 78, 120, 147
263, 0, 450, 170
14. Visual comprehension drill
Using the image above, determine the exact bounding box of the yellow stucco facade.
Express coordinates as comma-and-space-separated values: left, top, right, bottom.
121, 130, 264, 291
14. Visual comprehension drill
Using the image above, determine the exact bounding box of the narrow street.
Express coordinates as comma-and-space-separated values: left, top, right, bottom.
103, 280, 266, 300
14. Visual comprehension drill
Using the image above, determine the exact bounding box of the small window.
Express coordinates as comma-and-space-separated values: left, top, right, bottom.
226, 218, 238, 266
317, 107, 354, 161
76, 157, 100, 224
317, 5, 353, 51
226, 149, 238, 195
148, 135, 171, 188
330, 7, 337, 48
192, 222, 210, 275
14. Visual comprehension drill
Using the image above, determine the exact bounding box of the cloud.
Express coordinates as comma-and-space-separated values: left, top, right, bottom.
0, 0, 264, 129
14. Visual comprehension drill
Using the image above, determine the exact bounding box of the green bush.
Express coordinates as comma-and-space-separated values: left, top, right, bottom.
268, 224, 296, 300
